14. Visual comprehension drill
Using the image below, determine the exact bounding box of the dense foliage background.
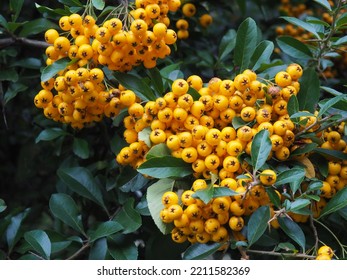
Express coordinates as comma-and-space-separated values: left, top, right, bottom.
0, 0, 347, 260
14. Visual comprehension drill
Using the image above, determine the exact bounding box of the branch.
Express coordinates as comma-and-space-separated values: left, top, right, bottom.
66, 242, 90, 260
0, 36, 49, 49
310, 214, 319, 252
246, 249, 316, 259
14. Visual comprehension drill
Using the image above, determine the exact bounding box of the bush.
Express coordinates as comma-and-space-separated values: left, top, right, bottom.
0, 0, 346, 260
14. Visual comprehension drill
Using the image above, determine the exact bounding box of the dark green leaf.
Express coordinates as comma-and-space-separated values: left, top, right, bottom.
183, 242, 222, 260
321, 86, 344, 97
90, 221, 123, 242
249, 40, 274, 71
289, 199, 311, 214
147, 179, 175, 234
213, 187, 239, 197
10, 0, 24, 22
120, 173, 149, 192
146, 143, 171, 159
218, 29, 237, 61
19, 18, 57, 37
4, 83, 28, 105
266, 188, 281, 208
338, 206, 347, 221
10, 58, 42, 69
251, 130, 272, 172
73, 138, 90, 159
332, 35, 347, 46
6, 209, 30, 251
315, 148, 347, 161
35, 128, 68, 143
137, 156, 193, 179
0, 68, 18, 82
278, 217, 306, 252
0, 14, 9, 29
49, 193, 84, 234
113, 72, 156, 101
313, 0, 332, 11
297, 67, 320, 113
290, 143, 318, 156
57, 167, 106, 210
277, 36, 313, 61
188, 87, 201, 101
89, 238, 107, 260
232, 116, 248, 130
41, 58, 73, 82
51, 241, 72, 254
247, 206, 270, 247
307, 180, 323, 192
24, 230, 51, 259
287, 95, 299, 117
0, 199, 6, 213
138, 127, 151, 147
234, 17, 258, 72
192, 186, 214, 205
318, 95, 347, 117
276, 242, 297, 252
336, 13, 347, 30
320, 187, 347, 218
114, 198, 142, 234
92, 0, 105, 10
281, 17, 320, 38
147, 67, 164, 95
275, 168, 305, 186
109, 243, 138, 260
58, 0, 83, 6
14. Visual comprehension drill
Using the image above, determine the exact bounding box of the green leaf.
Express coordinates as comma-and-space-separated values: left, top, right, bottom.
10, 0, 24, 22
218, 29, 237, 61
0, 14, 9, 29
213, 187, 239, 197
336, 13, 347, 30
58, 0, 83, 6
4, 83, 28, 105
281, 17, 320, 38
251, 130, 272, 172
289, 199, 311, 214
0, 68, 18, 82
0, 199, 6, 213
247, 206, 270, 247
147, 67, 164, 95
57, 167, 106, 210
275, 242, 297, 252
49, 193, 84, 234
146, 143, 171, 159
89, 221, 123, 242
266, 188, 281, 208
41, 58, 74, 82
114, 198, 142, 234
147, 179, 175, 234
249, 40, 274, 71
320, 187, 347, 218
321, 86, 345, 97
92, 0, 105, 10
120, 173, 149, 192
109, 243, 138, 260
332, 35, 347, 46
307, 180, 323, 192
287, 95, 299, 117
73, 137, 90, 159
193, 186, 214, 205
113, 72, 156, 101
313, 0, 332, 11
19, 18, 57, 37
24, 230, 51, 260
318, 95, 347, 117
89, 238, 107, 260
315, 148, 347, 161
290, 143, 318, 156
10, 58, 42, 69
232, 116, 248, 130
277, 36, 313, 61
138, 127, 151, 147
234, 17, 258, 72
297, 67, 320, 113
278, 217, 306, 252
6, 209, 30, 251
183, 242, 222, 260
35, 128, 68, 143
137, 156, 193, 179
275, 168, 306, 186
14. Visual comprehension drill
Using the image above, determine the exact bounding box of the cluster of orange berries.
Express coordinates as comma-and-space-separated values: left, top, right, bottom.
316, 245, 334, 260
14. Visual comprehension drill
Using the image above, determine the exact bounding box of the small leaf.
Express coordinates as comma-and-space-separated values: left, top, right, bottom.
146, 179, 175, 234
24, 230, 51, 259
281, 17, 320, 38
19, 18, 57, 37
276, 242, 297, 252
109, 243, 138, 260
287, 94, 299, 117
251, 130, 272, 172
57, 167, 106, 210
113, 72, 156, 101
247, 206, 270, 247
213, 187, 239, 197
183, 242, 222, 260
35, 127, 68, 143
137, 156, 193, 179
49, 193, 84, 234
0, 199, 6, 213
234, 17, 258, 72
120, 173, 149, 193
192, 186, 214, 205
114, 198, 142, 234
89, 221, 123, 242
147, 67, 164, 95
315, 148, 347, 161
289, 199, 311, 214
146, 143, 171, 159
41, 58, 73, 82
249, 40, 274, 71
318, 95, 347, 117
138, 127, 151, 147
290, 143, 318, 156
89, 237, 107, 260
0, 14, 9, 29
277, 36, 313, 61
73, 137, 90, 159
92, 0, 105, 10
320, 187, 347, 218
266, 188, 281, 209
218, 29, 237, 61
278, 216, 306, 252
297, 67, 320, 113
6, 209, 30, 251
313, 0, 332, 11
332, 35, 347, 46
275, 168, 306, 186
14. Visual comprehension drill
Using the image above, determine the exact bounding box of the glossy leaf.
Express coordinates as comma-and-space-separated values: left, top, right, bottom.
109, 243, 138, 260
0, 199, 6, 213
57, 167, 106, 210
213, 187, 239, 197
92, 0, 105, 10
249, 40, 274, 71
275, 168, 305, 186
145, 143, 171, 159
24, 230, 51, 260
89, 238, 107, 260
113, 72, 156, 101
0, 68, 18, 82
0, 14, 8, 29
183, 242, 222, 260
320, 187, 347, 218
147, 67, 164, 95
318, 95, 347, 117
19, 18, 57, 37
234, 17, 258, 72
247, 206, 270, 247
193, 186, 214, 205
251, 130, 272, 172
6, 209, 30, 251
289, 199, 311, 214
41, 58, 73, 82
266, 188, 281, 209
137, 156, 192, 179
277, 36, 313, 61
120, 173, 149, 193
297, 67, 320, 113
281, 17, 320, 38
313, 0, 332, 11
49, 193, 84, 234
138, 127, 151, 147
290, 143, 318, 157
73, 137, 90, 159
35, 128, 68, 143
89, 221, 123, 242
315, 148, 347, 161
278, 217, 306, 252
287, 95, 299, 117
218, 29, 237, 61
147, 179, 175, 234
114, 198, 141, 234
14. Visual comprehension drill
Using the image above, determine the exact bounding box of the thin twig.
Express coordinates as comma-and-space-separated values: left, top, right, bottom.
0, 37, 49, 49
310, 214, 319, 252
246, 249, 316, 259
66, 242, 90, 260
